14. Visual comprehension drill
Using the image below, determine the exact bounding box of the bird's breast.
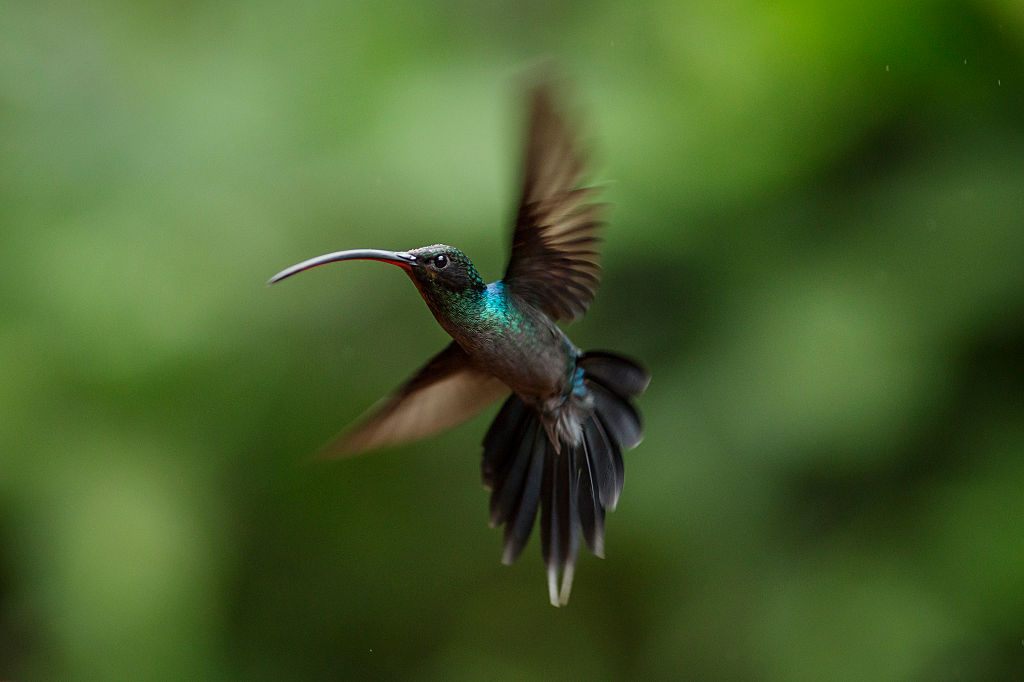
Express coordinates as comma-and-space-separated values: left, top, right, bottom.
429, 285, 580, 402
458, 313, 577, 402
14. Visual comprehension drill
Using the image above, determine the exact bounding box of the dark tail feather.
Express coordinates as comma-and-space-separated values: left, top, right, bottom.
481, 397, 528, 491
502, 422, 545, 563
540, 443, 561, 603
480, 352, 648, 606
540, 435, 582, 606
587, 380, 643, 450
578, 351, 650, 398
580, 350, 647, 511
583, 415, 623, 511
561, 445, 581, 604
577, 432, 606, 556
483, 395, 546, 564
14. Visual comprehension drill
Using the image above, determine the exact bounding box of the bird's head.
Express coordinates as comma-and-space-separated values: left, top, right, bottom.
403, 244, 485, 298
267, 243, 486, 313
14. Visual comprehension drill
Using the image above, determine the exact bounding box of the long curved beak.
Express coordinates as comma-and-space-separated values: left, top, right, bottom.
267, 249, 418, 285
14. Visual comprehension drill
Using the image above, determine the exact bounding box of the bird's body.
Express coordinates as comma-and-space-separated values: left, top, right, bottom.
425, 275, 577, 411
269, 81, 648, 606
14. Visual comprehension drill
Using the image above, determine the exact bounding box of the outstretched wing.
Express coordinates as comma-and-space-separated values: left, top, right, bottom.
320, 342, 509, 457
503, 82, 605, 323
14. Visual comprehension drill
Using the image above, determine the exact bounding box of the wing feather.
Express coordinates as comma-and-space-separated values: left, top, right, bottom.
504, 82, 604, 322
320, 342, 508, 457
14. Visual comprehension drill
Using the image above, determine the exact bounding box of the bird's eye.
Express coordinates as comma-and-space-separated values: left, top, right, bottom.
433, 254, 449, 269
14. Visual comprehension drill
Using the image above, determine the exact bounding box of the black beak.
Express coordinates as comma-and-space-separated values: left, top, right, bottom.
267, 249, 418, 285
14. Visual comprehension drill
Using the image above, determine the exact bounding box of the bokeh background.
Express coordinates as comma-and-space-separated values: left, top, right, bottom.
3, 0, 1023, 679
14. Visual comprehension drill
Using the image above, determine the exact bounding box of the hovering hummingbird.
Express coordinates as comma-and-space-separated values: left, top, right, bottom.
269, 81, 649, 606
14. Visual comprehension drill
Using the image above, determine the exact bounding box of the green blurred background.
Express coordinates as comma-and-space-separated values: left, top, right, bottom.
3, 0, 1023, 679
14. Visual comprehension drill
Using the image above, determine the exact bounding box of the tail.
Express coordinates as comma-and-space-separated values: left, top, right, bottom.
481, 351, 649, 606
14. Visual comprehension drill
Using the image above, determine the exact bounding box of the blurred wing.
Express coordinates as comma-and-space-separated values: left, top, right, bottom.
320, 342, 509, 457
503, 82, 604, 323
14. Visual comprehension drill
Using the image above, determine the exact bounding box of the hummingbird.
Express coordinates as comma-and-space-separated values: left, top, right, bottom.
268, 81, 649, 606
